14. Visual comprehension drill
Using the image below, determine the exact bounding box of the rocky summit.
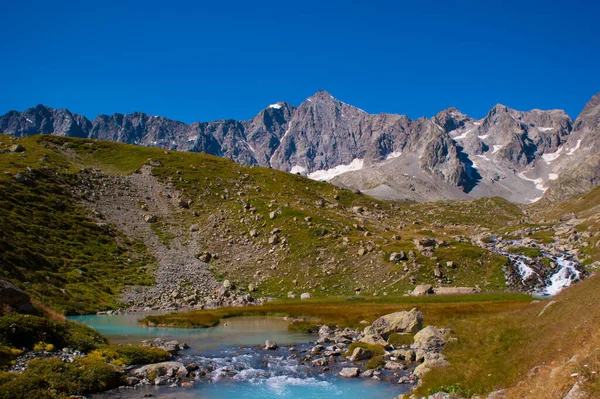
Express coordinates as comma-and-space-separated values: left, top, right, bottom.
3, 91, 600, 204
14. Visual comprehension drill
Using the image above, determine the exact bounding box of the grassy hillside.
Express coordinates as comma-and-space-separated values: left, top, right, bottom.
7, 133, 588, 314
0, 136, 156, 314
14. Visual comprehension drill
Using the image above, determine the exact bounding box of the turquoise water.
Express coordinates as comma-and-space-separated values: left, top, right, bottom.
75, 314, 408, 399
69, 313, 310, 354
105, 377, 405, 399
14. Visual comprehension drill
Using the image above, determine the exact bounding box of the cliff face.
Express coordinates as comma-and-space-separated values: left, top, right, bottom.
3, 91, 598, 204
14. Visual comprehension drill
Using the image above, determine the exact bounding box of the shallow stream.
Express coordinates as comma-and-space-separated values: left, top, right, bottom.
72, 314, 407, 399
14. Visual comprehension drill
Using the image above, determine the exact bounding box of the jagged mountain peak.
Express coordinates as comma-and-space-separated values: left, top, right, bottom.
578, 92, 600, 118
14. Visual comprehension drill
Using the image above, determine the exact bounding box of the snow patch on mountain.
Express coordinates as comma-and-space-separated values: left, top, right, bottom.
290, 165, 307, 175
518, 172, 548, 192
308, 159, 364, 181
385, 151, 402, 160
567, 140, 582, 155
542, 147, 563, 163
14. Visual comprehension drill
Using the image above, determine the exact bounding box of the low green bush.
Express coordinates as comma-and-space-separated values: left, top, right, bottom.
88, 345, 170, 366
0, 314, 106, 351
0, 358, 123, 398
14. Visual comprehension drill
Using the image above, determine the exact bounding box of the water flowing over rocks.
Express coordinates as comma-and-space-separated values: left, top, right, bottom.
471, 229, 588, 295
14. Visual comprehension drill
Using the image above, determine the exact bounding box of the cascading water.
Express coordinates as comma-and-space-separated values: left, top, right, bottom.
490, 238, 584, 296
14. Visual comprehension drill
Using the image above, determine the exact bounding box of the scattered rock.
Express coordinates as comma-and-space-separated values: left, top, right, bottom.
300, 292, 311, 300
338, 367, 360, 378
9, 144, 26, 153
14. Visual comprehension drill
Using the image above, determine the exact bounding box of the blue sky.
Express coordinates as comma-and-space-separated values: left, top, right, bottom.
1, 0, 598, 122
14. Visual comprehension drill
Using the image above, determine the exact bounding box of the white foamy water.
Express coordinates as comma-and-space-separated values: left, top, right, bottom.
543, 257, 581, 296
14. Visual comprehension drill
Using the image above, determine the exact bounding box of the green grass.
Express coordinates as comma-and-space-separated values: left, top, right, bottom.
508, 246, 543, 258
139, 293, 531, 330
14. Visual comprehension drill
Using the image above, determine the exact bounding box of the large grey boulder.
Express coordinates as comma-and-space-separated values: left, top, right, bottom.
411, 284, 433, 296
433, 287, 477, 295
413, 357, 450, 377
370, 308, 423, 339
348, 347, 372, 362
338, 367, 360, 378
0, 280, 32, 311
132, 361, 188, 379
412, 326, 451, 351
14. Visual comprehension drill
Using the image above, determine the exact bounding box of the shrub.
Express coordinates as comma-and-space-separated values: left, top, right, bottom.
0, 314, 106, 352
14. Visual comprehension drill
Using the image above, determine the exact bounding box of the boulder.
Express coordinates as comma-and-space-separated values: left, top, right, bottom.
370, 308, 423, 339
391, 349, 416, 362
412, 326, 451, 351
9, 144, 25, 153
0, 280, 32, 311
411, 284, 433, 296
264, 340, 278, 350
413, 358, 450, 377
300, 292, 311, 300
311, 357, 328, 367
349, 347, 373, 362
384, 361, 405, 370
432, 287, 477, 295
359, 334, 387, 346
318, 325, 333, 337
389, 252, 406, 262
132, 361, 187, 379
338, 367, 360, 378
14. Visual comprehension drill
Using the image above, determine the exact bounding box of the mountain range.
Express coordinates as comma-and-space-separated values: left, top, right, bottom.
2, 90, 599, 204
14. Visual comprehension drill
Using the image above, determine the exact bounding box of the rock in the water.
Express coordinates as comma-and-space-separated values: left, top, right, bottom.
338, 367, 360, 378
412, 326, 451, 351
384, 360, 405, 370
411, 284, 433, 296
264, 340, 278, 350
349, 347, 373, 362
370, 308, 423, 338
300, 292, 311, 300
311, 357, 328, 367
132, 361, 187, 379
359, 334, 387, 346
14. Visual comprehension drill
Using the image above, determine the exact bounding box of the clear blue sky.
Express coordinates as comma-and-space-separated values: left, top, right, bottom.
1, 0, 598, 122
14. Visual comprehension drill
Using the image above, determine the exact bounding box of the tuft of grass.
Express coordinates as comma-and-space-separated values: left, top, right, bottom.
508, 246, 543, 258
387, 333, 414, 347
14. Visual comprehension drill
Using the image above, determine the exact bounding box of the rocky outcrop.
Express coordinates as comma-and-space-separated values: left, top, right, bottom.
0, 280, 32, 311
